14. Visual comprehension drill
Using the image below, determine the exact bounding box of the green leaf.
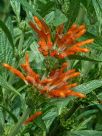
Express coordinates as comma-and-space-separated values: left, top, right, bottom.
10, 0, 20, 17
74, 79, 102, 94
0, 122, 4, 136
0, 104, 18, 123
30, 42, 44, 63
34, 117, 46, 131
17, 0, 40, 18
75, 117, 93, 130
83, 32, 102, 51
0, 31, 13, 65
36, 0, 55, 17
70, 130, 102, 136
0, 20, 14, 50
68, 55, 102, 62
92, 0, 102, 35
77, 109, 98, 120
0, 75, 21, 96
30, 42, 46, 74
45, 9, 67, 26
67, 0, 81, 27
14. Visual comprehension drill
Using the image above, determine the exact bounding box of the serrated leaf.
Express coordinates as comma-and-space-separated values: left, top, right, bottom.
74, 79, 102, 94
0, 32, 13, 65
10, 0, 20, 17
0, 20, 14, 50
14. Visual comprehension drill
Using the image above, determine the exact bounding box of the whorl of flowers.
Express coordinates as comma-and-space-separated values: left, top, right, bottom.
3, 54, 85, 98
2, 16, 94, 124
29, 16, 94, 58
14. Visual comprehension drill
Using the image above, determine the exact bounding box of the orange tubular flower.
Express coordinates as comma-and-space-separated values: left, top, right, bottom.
23, 111, 42, 125
40, 63, 85, 98
29, 16, 94, 58
29, 16, 52, 56
2, 63, 26, 82
3, 54, 85, 98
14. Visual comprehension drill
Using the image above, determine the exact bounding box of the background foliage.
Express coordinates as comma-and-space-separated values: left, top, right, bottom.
0, 0, 102, 136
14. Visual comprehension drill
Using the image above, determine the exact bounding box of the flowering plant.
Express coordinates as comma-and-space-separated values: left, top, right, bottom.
3, 15, 94, 132
0, 1, 102, 136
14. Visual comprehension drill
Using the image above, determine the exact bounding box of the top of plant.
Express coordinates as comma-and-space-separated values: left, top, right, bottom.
29, 16, 94, 58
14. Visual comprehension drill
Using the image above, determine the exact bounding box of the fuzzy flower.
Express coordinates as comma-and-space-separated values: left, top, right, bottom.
29, 16, 94, 58
23, 111, 42, 125
3, 53, 85, 98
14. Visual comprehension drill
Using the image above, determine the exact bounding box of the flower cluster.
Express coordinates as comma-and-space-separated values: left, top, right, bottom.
29, 16, 94, 58
3, 16, 94, 124
3, 54, 85, 98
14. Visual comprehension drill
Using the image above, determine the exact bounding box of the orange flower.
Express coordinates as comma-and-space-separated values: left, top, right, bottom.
3, 54, 85, 98
40, 63, 85, 98
23, 111, 42, 125
29, 16, 94, 58
29, 16, 52, 56
21, 53, 40, 83
2, 63, 26, 82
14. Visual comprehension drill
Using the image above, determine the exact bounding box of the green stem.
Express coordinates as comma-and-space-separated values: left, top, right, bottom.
8, 107, 31, 136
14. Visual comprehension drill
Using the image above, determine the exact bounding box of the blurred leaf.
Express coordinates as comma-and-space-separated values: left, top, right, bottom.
6, 17, 14, 36
84, 32, 102, 51
0, 20, 14, 50
10, 0, 20, 19
74, 79, 102, 94
53, 97, 73, 115
34, 117, 46, 131
30, 42, 44, 63
67, 0, 81, 27
0, 75, 21, 96
30, 42, 46, 74
37, 0, 55, 17
45, 9, 67, 26
0, 123, 4, 136
69, 130, 102, 136
0, 104, 18, 123
0, 32, 13, 68
75, 116, 93, 130
17, 0, 40, 19
77, 109, 98, 120
92, 0, 102, 22
68, 55, 102, 62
